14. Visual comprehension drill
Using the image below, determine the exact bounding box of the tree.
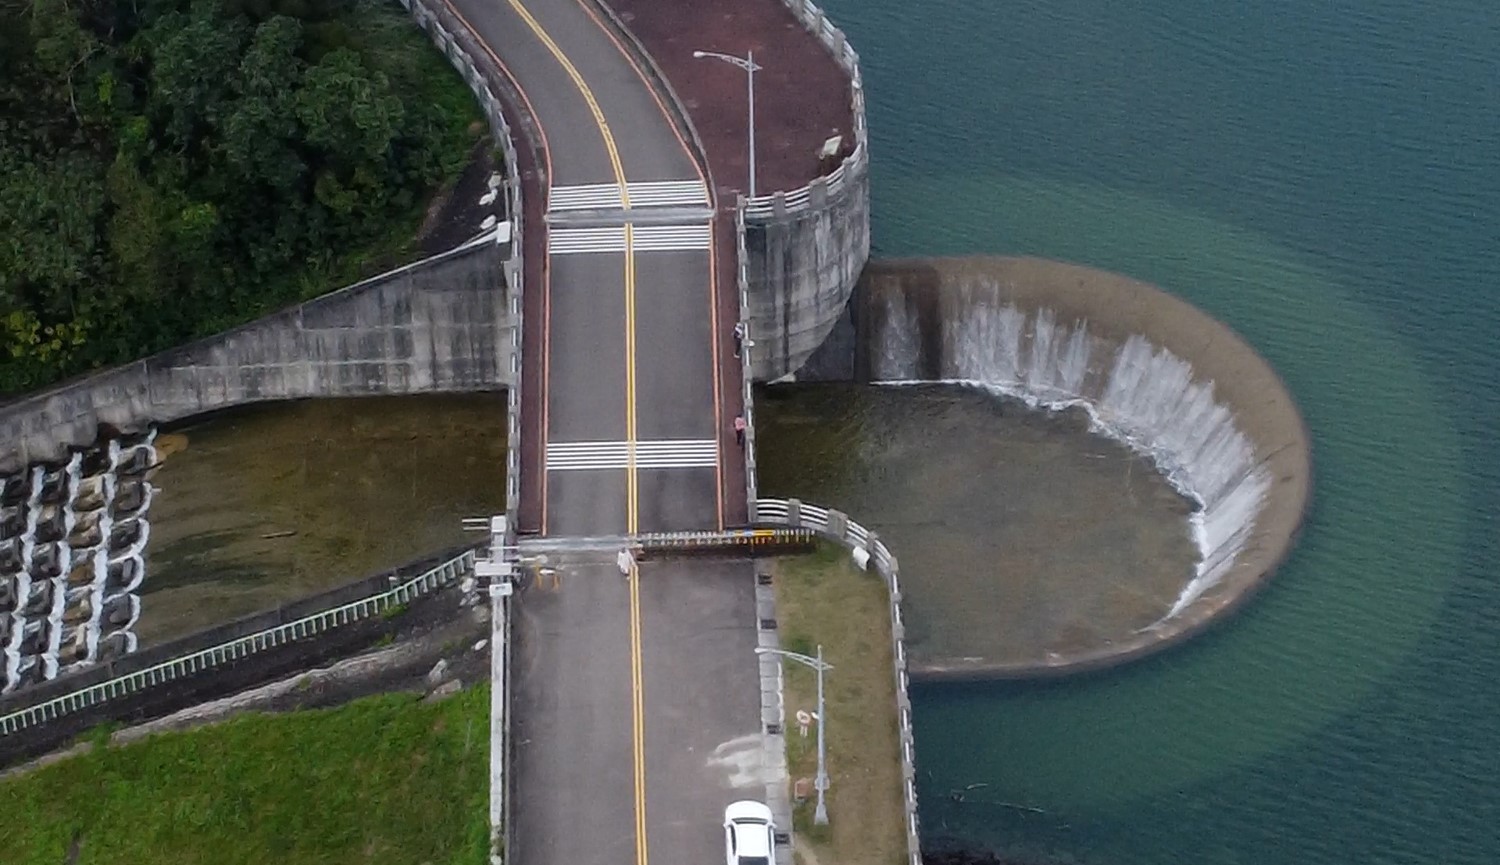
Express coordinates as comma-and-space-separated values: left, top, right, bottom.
219, 14, 307, 189
142, 0, 248, 149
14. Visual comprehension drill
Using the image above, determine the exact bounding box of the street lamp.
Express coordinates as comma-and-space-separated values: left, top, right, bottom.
756, 644, 833, 825
691, 49, 762, 198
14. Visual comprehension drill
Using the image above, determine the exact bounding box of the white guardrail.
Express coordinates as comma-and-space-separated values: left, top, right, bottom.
742, 0, 867, 219
753, 498, 921, 865
0, 550, 477, 737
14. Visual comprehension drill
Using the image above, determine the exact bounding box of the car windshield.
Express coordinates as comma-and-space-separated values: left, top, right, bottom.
737, 858, 769, 865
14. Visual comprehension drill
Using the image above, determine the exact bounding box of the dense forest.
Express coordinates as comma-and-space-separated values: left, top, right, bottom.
0, 0, 481, 395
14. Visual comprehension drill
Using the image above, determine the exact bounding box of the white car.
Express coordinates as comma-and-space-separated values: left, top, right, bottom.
723, 800, 777, 865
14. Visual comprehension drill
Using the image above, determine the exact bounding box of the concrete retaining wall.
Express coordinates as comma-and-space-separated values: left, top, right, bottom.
0, 243, 515, 473
742, 0, 872, 382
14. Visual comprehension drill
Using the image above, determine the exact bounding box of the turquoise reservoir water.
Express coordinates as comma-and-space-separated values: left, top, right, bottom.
813, 0, 1500, 862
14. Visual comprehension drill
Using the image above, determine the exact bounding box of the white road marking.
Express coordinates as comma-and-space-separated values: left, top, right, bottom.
546, 439, 718, 471
547, 224, 711, 255
548, 179, 708, 213
548, 226, 626, 254
626, 179, 710, 208
549, 182, 623, 212
632, 223, 711, 252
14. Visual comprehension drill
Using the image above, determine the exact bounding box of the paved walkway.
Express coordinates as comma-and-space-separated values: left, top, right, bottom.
605, 0, 855, 199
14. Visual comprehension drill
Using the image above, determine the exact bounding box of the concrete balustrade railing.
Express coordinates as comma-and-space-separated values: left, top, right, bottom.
753, 497, 921, 865
0, 550, 476, 738
743, 0, 867, 220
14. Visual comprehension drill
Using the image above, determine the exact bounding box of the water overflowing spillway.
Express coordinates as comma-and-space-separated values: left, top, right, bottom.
0, 432, 158, 692
855, 256, 1312, 674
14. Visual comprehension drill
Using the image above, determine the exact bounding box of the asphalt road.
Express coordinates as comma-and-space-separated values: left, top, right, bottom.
510, 557, 764, 865
440, 1, 762, 864
450, 0, 727, 538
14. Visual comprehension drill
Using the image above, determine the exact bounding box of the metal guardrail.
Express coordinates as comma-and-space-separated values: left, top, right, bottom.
753, 498, 921, 865
741, 0, 867, 219
0, 550, 476, 737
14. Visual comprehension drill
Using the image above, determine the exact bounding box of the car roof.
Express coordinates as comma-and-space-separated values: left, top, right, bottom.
724, 800, 774, 823
730, 821, 771, 857
725, 800, 774, 858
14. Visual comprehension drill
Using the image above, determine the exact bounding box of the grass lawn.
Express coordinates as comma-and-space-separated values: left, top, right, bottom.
773, 544, 909, 865
0, 687, 490, 865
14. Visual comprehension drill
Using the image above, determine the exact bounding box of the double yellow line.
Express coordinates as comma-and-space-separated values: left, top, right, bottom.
504, 2, 646, 864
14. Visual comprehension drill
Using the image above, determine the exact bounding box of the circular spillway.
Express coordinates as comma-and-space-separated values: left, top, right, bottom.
757, 383, 1203, 672
852, 255, 1312, 678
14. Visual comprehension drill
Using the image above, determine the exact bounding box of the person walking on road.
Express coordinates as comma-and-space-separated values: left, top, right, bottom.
734, 415, 747, 446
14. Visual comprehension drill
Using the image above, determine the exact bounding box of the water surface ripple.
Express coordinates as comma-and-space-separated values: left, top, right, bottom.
815, 0, 1498, 862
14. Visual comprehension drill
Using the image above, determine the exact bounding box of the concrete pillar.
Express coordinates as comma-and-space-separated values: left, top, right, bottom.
787, 498, 802, 527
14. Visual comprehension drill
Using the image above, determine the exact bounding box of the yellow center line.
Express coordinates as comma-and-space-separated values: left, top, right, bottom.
504, 3, 645, 865
629, 559, 646, 860
624, 222, 638, 534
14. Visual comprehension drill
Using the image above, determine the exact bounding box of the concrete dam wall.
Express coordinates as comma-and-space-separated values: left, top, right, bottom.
0, 242, 515, 475
845, 257, 1312, 677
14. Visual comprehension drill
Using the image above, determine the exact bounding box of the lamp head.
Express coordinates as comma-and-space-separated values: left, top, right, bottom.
692, 50, 707, 58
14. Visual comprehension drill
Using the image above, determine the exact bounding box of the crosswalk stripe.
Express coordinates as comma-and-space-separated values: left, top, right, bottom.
549, 183, 623, 212
625, 180, 710, 208
548, 226, 626, 254
546, 439, 718, 471
632, 224, 712, 252
549, 180, 709, 214
548, 224, 712, 255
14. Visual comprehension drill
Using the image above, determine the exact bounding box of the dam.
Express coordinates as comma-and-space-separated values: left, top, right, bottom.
0, 256, 1313, 689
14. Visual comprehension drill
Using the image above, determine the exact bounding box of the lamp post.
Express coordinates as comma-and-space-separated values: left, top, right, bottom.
691, 49, 761, 198
756, 645, 833, 825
